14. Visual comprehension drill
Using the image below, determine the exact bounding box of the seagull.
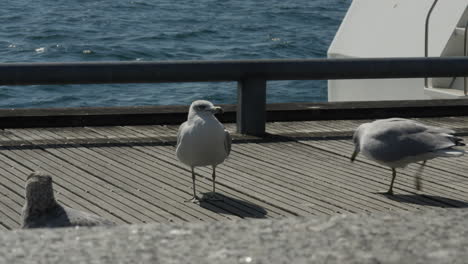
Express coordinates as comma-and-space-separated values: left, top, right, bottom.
176, 100, 232, 202
350, 118, 465, 195
21, 171, 115, 229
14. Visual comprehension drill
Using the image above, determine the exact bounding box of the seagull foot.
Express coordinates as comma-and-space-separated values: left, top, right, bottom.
373, 190, 394, 195
184, 196, 200, 203
383, 190, 393, 195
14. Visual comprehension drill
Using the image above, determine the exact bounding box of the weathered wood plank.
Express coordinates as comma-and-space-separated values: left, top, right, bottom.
83, 126, 288, 218
310, 139, 468, 189
298, 139, 468, 206
0, 149, 108, 217
0, 175, 24, 208
234, 142, 421, 211
149, 144, 334, 216
90, 124, 311, 217
100, 142, 283, 218
0, 202, 19, 229
0, 141, 130, 224
0, 211, 20, 229
1, 115, 468, 229
26, 129, 203, 222
54, 127, 246, 221
226, 148, 369, 214
98, 146, 265, 219
252, 141, 450, 208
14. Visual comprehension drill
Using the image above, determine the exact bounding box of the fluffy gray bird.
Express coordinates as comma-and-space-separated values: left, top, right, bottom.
351, 118, 465, 195
21, 172, 114, 229
176, 100, 232, 202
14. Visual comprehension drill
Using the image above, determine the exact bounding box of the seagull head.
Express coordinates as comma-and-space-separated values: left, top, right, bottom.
25, 171, 56, 210
189, 100, 223, 118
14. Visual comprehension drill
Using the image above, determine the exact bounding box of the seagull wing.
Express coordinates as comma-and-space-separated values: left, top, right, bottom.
399, 131, 459, 153
177, 121, 189, 148
376, 118, 455, 135
368, 119, 462, 161
224, 129, 232, 156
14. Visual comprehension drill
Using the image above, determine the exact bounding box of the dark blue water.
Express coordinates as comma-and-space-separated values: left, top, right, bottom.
0, 0, 351, 108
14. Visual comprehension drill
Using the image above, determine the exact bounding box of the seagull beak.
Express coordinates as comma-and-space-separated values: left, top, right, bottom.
350, 148, 359, 162
210, 106, 223, 114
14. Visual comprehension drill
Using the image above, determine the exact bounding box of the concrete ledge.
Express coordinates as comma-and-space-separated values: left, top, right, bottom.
2, 209, 468, 263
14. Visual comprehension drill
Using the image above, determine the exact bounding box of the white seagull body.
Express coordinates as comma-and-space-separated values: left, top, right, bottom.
351, 118, 465, 194
176, 100, 231, 202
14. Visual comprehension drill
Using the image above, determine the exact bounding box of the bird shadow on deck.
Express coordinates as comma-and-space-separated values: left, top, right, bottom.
198, 192, 268, 219
382, 193, 468, 208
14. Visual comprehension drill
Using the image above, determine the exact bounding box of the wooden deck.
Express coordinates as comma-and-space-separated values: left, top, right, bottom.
1, 116, 468, 230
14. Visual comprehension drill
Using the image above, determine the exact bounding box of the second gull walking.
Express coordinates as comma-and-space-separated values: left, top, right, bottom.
350, 118, 465, 195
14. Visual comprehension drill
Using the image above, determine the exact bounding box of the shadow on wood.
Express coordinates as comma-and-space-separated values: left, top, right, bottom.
199, 192, 268, 219
381, 194, 468, 208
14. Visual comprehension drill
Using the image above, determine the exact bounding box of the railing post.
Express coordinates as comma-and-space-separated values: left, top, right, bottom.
424, 0, 439, 88
464, 21, 468, 95
237, 78, 266, 136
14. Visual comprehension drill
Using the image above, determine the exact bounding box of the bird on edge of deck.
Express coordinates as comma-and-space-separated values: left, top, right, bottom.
176, 100, 232, 202
350, 118, 465, 195
21, 171, 115, 229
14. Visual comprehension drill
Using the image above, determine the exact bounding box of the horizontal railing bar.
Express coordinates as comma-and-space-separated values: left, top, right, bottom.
0, 99, 468, 128
2, 57, 468, 85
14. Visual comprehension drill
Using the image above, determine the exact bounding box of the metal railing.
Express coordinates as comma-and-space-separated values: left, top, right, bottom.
2, 57, 468, 135
424, 0, 439, 88
464, 21, 468, 95
424, 0, 468, 95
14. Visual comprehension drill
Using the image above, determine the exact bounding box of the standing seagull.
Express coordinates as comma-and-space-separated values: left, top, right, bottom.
21, 171, 114, 229
176, 100, 231, 202
350, 118, 465, 195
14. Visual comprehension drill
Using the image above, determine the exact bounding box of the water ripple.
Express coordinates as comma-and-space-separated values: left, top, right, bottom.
0, 0, 351, 108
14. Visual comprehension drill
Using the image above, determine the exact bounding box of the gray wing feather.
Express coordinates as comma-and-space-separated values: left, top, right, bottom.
177, 121, 188, 148
375, 118, 455, 134
224, 130, 232, 156
368, 119, 461, 162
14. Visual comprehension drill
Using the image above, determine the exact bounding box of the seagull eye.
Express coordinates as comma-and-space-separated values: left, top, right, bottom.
198, 105, 206, 110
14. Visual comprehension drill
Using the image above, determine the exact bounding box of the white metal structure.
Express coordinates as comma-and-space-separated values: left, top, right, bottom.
328, 0, 468, 101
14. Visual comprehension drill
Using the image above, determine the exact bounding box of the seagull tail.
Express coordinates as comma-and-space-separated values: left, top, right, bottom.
447, 135, 465, 146
433, 149, 465, 157
454, 138, 465, 147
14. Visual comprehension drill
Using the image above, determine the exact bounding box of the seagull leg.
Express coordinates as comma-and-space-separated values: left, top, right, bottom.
386, 168, 397, 195
212, 166, 216, 193
203, 166, 223, 201
415, 161, 426, 191
185, 167, 199, 203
